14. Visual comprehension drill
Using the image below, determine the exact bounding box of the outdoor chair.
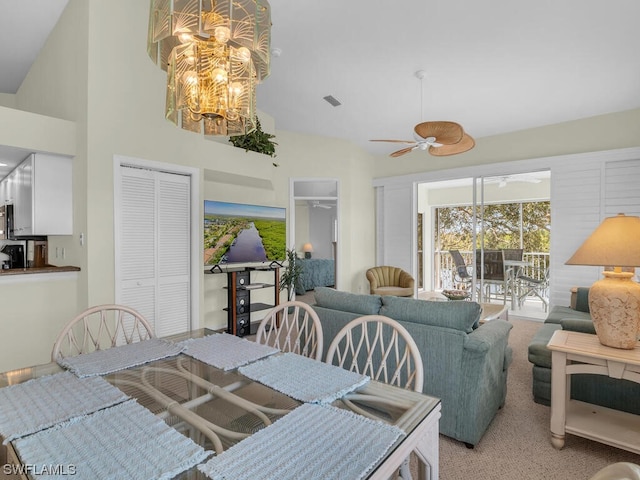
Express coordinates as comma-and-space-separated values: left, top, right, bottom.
51, 304, 155, 362
501, 248, 523, 262
502, 248, 524, 300
255, 301, 323, 360
449, 249, 473, 289
518, 267, 549, 312
476, 249, 507, 304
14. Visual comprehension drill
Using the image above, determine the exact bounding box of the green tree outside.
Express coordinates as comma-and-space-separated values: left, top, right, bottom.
435, 201, 550, 257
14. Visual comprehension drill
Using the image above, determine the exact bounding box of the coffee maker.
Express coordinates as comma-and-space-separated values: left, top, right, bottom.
1, 244, 25, 269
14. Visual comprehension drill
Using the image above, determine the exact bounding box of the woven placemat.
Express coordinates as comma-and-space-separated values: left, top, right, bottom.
178, 333, 279, 371
58, 338, 185, 377
239, 352, 369, 404
13, 399, 211, 480
0, 372, 128, 445
199, 403, 404, 480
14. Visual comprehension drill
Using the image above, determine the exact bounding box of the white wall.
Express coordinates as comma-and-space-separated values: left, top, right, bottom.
2, 0, 640, 369
378, 147, 640, 310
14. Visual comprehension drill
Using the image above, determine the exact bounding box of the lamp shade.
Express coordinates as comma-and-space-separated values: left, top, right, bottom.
302, 243, 313, 253
565, 213, 640, 267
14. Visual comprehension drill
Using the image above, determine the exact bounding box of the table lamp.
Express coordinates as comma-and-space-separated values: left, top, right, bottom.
302, 243, 313, 259
565, 213, 640, 349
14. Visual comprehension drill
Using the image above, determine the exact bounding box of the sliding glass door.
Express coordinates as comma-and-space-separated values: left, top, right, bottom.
425, 171, 550, 309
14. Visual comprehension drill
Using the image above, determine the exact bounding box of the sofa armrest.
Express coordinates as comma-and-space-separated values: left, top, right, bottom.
560, 317, 596, 334
463, 319, 512, 356
457, 320, 513, 445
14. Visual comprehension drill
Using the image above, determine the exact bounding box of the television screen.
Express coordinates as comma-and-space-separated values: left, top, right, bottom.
204, 200, 286, 266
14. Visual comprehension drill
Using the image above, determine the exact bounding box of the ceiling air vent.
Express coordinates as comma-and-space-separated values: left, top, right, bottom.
323, 95, 342, 107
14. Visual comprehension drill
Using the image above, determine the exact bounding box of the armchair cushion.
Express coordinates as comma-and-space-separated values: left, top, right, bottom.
366, 266, 415, 297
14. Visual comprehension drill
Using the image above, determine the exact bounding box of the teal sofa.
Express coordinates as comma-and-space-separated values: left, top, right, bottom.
311, 287, 513, 447
528, 287, 640, 414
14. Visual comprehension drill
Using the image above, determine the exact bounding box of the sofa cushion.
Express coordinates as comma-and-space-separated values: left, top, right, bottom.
527, 323, 561, 368
313, 287, 382, 316
560, 318, 596, 334
574, 287, 591, 313
380, 295, 481, 333
545, 306, 592, 325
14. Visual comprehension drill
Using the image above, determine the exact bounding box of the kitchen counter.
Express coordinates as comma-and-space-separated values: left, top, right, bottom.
0, 265, 80, 276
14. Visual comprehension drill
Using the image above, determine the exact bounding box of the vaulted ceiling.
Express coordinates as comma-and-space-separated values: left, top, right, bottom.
2, 0, 639, 166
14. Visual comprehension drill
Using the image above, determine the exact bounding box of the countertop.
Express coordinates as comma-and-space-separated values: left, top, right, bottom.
0, 265, 80, 276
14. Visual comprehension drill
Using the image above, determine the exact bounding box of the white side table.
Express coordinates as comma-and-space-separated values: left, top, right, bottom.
547, 330, 640, 454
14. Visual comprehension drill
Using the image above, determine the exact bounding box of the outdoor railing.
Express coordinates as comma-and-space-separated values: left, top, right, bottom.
435, 250, 550, 292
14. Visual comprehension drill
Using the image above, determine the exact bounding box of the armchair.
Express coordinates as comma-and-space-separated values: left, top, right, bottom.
365, 266, 415, 297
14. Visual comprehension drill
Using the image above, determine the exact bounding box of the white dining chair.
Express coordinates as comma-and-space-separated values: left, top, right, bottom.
326, 314, 423, 391
255, 301, 323, 361
51, 304, 155, 362
326, 314, 424, 479
589, 462, 640, 480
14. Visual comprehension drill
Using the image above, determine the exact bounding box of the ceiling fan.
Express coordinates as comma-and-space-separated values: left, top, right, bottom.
371, 71, 475, 158
309, 200, 335, 209
487, 174, 543, 188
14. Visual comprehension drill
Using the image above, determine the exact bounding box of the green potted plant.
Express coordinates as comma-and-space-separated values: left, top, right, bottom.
228, 117, 277, 157
279, 248, 302, 301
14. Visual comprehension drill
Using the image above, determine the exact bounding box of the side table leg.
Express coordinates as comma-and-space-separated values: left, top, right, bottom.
549, 350, 567, 449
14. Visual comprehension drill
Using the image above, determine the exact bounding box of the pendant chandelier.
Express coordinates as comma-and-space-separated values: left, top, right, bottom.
147, 0, 271, 136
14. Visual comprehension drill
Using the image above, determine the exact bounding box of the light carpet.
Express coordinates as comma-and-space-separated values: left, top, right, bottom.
415, 316, 640, 480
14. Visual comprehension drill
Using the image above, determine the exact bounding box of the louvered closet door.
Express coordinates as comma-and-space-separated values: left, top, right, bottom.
118, 166, 191, 337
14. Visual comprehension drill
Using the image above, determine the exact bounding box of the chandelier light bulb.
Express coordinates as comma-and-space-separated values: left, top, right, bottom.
177, 32, 193, 44
229, 81, 244, 96
214, 26, 231, 44
182, 71, 198, 85
236, 47, 251, 63
211, 68, 228, 83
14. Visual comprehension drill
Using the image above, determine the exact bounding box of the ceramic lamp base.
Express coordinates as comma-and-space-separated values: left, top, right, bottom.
589, 271, 640, 349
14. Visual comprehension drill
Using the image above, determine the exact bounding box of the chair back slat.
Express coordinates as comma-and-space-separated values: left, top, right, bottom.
52, 304, 155, 362
255, 301, 323, 361
326, 315, 424, 392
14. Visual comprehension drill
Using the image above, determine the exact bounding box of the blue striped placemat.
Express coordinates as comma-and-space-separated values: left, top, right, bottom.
238, 352, 369, 404
13, 399, 211, 480
57, 338, 185, 377
199, 403, 404, 480
0, 372, 128, 445
177, 333, 279, 371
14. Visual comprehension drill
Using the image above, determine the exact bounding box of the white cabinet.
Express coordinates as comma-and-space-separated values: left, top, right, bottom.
11, 153, 73, 236
0, 168, 18, 205
13, 158, 32, 235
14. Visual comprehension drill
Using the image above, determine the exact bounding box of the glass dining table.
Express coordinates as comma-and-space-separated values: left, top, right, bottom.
0, 329, 441, 480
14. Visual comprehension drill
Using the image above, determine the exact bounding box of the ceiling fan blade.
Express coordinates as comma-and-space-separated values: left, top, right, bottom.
390, 146, 417, 157
370, 139, 416, 144
429, 133, 475, 156
415, 121, 464, 145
